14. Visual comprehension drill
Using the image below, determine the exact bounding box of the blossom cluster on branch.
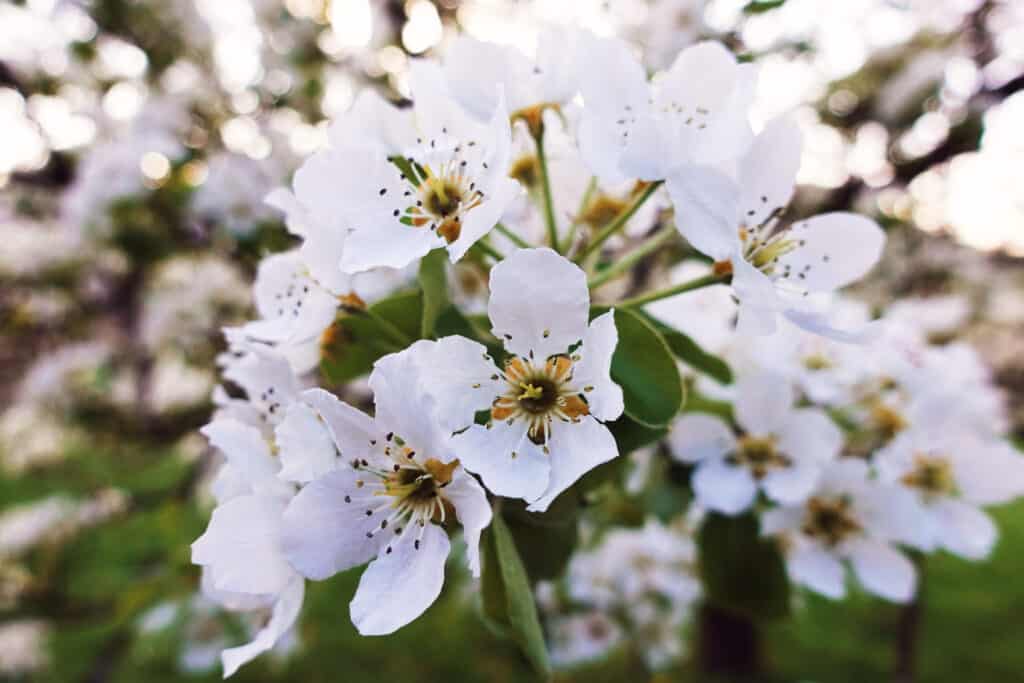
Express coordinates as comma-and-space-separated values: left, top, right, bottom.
189, 30, 1024, 677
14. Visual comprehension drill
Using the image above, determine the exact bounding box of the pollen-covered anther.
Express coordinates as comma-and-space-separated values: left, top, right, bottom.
869, 401, 908, 441
731, 434, 790, 479
902, 453, 957, 497
398, 160, 485, 245
802, 496, 862, 547
338, 291, 367, 311
712, 259, 733, 277
489, 353, 589, 446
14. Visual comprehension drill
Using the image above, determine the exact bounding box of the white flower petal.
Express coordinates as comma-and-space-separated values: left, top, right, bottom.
578, 36, 648, 117
327, 89, 415, 152
736, 299, 778, 337
777, 408, 842, 465
666, 163, 741, 261
733, 371, 793, 436
417, 336, 504, 434
933, 498, 997, 560
192, 495, 293, 596
297, 216, 351, 296
341, 218, 444, 274
667, 413, 737, 463
248, 251, 339, 343
370, 343, 450, 459
349, 523, 451, 635
291, 149, 351, 240
866, 484, 934, 550
738, 116, 801, 228
221, 578, 304, 678
954, 442, 1024, 506
762, 463, 820, 505
200, 419, 288, 498
692, 459, 758, 515
408, 59, 473, 141
298, 388, 381, 459
265, 187, 309, 238
446, 176, 521, 263
760, 506, 803, 536
444, 469, 492, 576
732, 255, 783, 322
777, 213, 885, 292
846, 538, 917, 603
618, 112, 672, 180
452, 421, 549, 502
577, 37, 649, 185
275, 403, 338, 484
534, 26, 585, 105
577, 112, 630, 186
488, 248, 589, 359
280, 467, 388, 580
443, 37, 530, 120
528, 417, 619, 513
571, 311, 623, 422
655, 42, 750, 166
788, 545, 846, 600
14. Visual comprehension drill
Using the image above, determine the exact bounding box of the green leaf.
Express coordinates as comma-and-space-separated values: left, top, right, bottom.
683, 382, 737, 426
698, 512, 791, 620
743, 0, 787, 13
599, 307, 684, 428
371, 290, 422, 339
320, 291, 422, 383
418, 249, 449, 338
481, 512, 552, 679
502, 494, 580, 581
608, 415, 668, 454
434, 305, 505, 361
644, 313, 733, 384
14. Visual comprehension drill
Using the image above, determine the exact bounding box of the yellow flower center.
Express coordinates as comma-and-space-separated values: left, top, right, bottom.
490, 354, 591, 447
902, 453, 956, 497
731, 435, 790, 479
802, 496, 861, 547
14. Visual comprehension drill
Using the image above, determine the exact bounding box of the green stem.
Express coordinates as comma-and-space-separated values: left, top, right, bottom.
575, 180, 663, 263
362, 307, 413, 348
494, 222, 531, 249
562, 176, 597, 255
617, 273, 725, 308
533, 130, 561, 253
473, 239, 504, 262
588, 228, 676, 289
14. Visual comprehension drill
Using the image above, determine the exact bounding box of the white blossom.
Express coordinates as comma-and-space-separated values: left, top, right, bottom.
666, 116, 885, 337
279, 346, 491, 635
668, 371, 842, 514
416, 248, 623, 511
762, 459, 923, 603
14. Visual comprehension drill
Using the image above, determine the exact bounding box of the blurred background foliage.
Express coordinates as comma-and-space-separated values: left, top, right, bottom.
1, 0, 1023, 681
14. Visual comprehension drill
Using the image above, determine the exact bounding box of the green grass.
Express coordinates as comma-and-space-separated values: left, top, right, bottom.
764, 500, 1024, 682
18, 437, 1024, 683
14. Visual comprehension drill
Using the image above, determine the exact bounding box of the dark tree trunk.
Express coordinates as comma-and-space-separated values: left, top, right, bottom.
895, 557, 926, 683
697, 603, 762, 678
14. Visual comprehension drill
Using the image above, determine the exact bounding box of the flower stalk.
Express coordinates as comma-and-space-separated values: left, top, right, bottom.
532, 128, 561, 254
494, 222, 532, 249
617, 272, 726, 308
588, 228, 676, 289
575, 180, 663, 264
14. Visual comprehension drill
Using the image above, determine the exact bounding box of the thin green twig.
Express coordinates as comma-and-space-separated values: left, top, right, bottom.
617, 273, 725, 308
575, 181, 663, 263
588, 228, 677, 289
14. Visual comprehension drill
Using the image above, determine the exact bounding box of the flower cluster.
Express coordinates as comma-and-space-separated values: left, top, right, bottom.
665, 290, 1024, 603
188, 29, 1023, 677
538, 516, 702, 670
